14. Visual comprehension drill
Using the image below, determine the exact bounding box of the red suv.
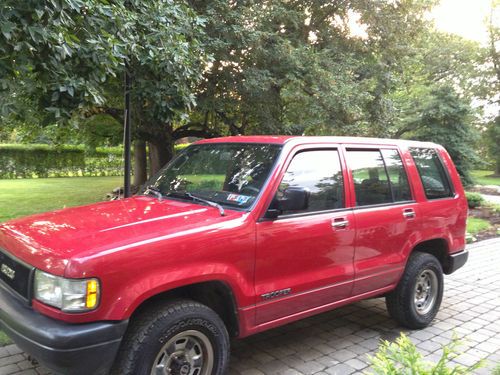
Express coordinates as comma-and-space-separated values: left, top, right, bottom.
0, 136, 468, 375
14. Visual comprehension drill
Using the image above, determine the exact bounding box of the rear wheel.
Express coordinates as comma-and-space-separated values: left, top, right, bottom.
386, 252, 443, 329
112, 299, 230, 375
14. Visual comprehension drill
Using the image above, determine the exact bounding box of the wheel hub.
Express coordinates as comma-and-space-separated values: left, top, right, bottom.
168, 355, 191, 375
151, 330, 214, 375
414, 269, 438, 315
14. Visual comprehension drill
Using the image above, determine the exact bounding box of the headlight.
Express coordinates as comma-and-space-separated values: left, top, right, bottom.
34, 270, 100, 312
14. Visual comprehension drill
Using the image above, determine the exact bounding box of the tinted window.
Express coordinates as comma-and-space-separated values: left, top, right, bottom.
410, 148, 453, 199
276, 150, 344, 214
347, 150, 392, 206
381, 149, 412, 202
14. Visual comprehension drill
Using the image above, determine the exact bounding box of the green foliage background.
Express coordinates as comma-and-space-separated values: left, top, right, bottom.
0, 144, 123, 178
0, 143, 189, 178
0, 0, 499, 182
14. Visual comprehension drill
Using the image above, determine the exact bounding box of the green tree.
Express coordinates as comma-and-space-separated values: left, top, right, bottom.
485, 117, 500, 175
409, 86, 479, 184
188, 0, 482, 186
484, 0, 500, 175
185, 0, 437, 138
381, 28, 485, 182
1, 0, 486, 186
1, 0, 208, 183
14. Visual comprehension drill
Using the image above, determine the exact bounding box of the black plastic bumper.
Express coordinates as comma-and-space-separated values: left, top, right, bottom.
0, 284, 128, 375
443, 249, 468, 275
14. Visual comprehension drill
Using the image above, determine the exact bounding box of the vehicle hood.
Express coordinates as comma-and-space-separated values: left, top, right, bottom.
0, 196, 246, 275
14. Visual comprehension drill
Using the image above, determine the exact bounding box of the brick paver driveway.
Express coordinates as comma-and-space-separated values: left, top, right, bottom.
1, 238, 499, 375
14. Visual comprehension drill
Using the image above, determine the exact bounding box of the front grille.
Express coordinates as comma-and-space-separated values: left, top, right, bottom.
0, 248, 33, 300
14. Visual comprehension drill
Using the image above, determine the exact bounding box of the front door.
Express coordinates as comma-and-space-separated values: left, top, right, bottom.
255, 148, 355, 324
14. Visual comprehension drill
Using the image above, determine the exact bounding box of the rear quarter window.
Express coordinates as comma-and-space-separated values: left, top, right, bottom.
409, 148, 454, 199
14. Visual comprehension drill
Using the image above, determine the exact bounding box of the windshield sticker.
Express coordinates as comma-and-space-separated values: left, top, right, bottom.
227, 194, 252, 205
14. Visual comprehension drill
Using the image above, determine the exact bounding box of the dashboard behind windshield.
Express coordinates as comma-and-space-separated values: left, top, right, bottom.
145, 143, 283, 209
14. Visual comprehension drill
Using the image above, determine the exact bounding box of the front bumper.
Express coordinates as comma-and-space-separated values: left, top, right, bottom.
443, 249, 468, 275
0, 284, 128, 375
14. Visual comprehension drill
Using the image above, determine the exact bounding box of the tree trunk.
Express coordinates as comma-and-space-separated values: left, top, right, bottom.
133, 140, 148, 186
148, 137, 173, 176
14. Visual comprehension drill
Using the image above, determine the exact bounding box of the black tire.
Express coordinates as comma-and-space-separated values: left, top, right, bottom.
111, 299, 230, 375
386, 252, 444, 329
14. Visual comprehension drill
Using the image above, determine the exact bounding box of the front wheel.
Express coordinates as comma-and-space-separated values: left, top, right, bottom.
386, 252, 444, 329
111, 299, 230, 375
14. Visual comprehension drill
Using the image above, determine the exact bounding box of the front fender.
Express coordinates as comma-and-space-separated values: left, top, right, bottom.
113, 262, 253, 320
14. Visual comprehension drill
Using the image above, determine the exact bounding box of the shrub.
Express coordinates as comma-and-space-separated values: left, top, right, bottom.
465, 192, 484, 209
367, 333, 483, 375
0, 143, 189, 179
0, 144, 123, 178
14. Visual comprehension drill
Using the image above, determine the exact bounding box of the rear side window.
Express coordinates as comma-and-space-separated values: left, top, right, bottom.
347, 149, 413, 206
347, 150, 392, 206
277, 149, 344, 214
410, 148, 453, 199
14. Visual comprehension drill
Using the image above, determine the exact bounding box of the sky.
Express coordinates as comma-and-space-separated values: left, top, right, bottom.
347, 0, 494, 44
430, 0, 492, 44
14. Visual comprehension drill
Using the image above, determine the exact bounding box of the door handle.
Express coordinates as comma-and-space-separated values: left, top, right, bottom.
403, 208, 416, 219
331, 218, 349, 228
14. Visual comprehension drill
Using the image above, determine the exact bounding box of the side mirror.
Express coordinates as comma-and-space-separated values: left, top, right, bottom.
265, 187, 309, 218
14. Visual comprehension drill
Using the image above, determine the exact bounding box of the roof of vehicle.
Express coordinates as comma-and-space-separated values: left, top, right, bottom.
194, 135, 439, 148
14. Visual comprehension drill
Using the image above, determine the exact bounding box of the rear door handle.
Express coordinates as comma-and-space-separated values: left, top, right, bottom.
403, 208, 416, 219
331, 217, 349, 229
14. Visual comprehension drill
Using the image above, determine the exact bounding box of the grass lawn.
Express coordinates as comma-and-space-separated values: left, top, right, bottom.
0, 176, 122, 223
467, 217, 492, 235
471, 170, 500, 186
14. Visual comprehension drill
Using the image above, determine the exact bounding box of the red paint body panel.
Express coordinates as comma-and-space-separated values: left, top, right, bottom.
0, 197, 256, 322
254, 143, 355, 324
0, 136, 467, 337
351, 203, 418, 294
255, 210, 356, 323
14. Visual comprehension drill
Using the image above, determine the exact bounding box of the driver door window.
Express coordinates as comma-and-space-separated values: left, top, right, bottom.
276, 150, 344, 215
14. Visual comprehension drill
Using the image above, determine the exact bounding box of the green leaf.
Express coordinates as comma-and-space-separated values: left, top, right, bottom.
1, 21, 16, 40
35, 8, 45, 19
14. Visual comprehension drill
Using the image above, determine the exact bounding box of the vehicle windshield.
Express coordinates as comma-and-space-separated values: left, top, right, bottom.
143, 143, 282, 209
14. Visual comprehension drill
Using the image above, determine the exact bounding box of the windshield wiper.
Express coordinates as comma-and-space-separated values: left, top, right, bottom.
144, 185, 163, 201
166, 191, 225, 216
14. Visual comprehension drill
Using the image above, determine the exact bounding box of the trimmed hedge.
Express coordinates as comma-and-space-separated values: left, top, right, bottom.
0, 143, 189, 179
0, 144, 124, 178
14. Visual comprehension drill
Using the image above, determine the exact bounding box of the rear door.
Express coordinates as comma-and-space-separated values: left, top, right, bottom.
346, 147, 421, 295
255, 147, 355, 324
